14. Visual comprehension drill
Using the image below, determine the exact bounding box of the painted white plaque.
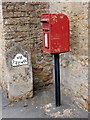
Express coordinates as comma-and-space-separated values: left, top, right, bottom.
45, 33, 48, 47
12, 53, 28, 67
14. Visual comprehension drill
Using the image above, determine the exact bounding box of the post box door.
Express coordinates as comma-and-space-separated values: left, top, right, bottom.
50, 14, 70, 53
41, 14, 51, 53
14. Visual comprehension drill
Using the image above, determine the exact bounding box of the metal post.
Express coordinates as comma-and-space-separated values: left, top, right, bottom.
54, 53, 61, 106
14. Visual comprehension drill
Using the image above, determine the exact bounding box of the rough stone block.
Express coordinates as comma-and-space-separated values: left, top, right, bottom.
3, 45, 33, 102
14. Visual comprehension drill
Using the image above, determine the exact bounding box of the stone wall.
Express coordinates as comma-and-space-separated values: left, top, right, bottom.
1, 2, 53, 102
88, 2, 90, 112
50, 2, 88, 110
0, 1, 3, 89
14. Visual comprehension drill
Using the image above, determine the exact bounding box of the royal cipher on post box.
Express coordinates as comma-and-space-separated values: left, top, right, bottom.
41, 13, 70, 54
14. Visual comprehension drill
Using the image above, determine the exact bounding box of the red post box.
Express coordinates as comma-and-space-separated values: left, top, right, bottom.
41, 13, 70, 107
41, 13, 70, 54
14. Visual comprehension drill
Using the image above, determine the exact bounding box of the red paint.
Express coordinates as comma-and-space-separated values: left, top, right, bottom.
41, 13, 70, 54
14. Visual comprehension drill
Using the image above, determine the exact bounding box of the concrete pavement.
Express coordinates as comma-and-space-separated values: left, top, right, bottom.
0, 87, 2, 120
1, 85, 88, 118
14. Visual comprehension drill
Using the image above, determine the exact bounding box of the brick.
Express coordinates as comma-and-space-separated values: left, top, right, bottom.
14, 4, 34, 12
4, 17, 31, 25
4, 25, 17, 33
3, 11, 14, 18
13, 11, 29, 17
17, 24, 30, 32
4, 31, 30, 40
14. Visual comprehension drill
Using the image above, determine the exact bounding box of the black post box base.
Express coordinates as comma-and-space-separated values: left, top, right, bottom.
54, 53, 61, 107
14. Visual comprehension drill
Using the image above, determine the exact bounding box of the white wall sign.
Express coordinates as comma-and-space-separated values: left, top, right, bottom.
12, 53, 28, 67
